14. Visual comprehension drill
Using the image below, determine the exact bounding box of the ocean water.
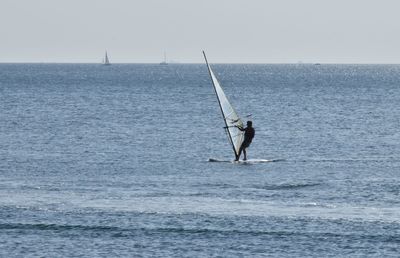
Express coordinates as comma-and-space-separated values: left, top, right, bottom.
0, 63, 400, 257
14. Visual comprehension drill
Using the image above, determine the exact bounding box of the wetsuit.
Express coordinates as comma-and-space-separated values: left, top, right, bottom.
236, 126, 255, 160
242, 127, 255, 148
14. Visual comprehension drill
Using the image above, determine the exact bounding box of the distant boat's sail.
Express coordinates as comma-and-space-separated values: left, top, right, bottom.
104, 51, 110, 65
203, 51, 244, 159
160, 51, 168, 65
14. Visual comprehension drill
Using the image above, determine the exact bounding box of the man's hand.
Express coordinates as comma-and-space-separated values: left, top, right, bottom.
235, 125, 244, 130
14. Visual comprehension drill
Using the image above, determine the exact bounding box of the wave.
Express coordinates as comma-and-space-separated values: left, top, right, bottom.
191, 182, 320, 191
0, 222, 306, 236
1, 222, 398, 243
0, 222, 118, 231
299, 202, 337, 208
0, 222, 337, 237
192, 183, 238, 189
295, 158, 400, 163
252, 182, 321, 190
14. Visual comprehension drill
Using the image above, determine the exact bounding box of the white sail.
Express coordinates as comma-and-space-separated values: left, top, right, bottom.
104, 51, 110, 65
160, 51, 168, 65
203, 51, 244, 159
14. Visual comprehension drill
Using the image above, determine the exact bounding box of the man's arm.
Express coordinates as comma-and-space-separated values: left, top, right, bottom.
235, 125, 245, 131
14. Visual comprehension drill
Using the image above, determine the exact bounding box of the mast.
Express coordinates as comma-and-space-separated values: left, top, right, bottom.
203, 51, 239, 159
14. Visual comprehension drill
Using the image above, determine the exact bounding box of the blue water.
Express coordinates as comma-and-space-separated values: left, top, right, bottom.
1, 63, 400, 257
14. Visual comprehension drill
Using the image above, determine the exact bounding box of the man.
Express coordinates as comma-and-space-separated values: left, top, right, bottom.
235, 121, 255, 161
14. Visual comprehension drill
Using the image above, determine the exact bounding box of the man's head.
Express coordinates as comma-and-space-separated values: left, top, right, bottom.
247, 121, 252, 127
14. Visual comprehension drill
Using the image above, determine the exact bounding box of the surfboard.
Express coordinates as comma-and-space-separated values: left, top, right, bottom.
208, 158, 280, 163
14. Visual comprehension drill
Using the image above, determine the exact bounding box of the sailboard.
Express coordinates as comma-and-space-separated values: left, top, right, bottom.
203, 51, 244, 160
208, 158, 278, 164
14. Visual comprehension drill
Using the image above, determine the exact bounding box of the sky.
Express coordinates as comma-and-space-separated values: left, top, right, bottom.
1, 0, 400, 63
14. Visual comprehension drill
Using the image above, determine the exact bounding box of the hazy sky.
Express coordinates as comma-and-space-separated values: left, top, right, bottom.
1, 0, 400, 63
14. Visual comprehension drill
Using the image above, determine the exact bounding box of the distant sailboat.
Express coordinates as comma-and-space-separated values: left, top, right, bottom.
160, 51, 168, 65
203, 51, 244, 160
103, 51, 111, 65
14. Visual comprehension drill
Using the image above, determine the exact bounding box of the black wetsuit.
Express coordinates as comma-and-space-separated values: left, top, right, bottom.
242, 127, 255, 148
235, 125, 255, 160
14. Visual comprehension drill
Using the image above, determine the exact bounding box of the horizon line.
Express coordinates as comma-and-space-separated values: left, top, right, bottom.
1, 61, 400, 65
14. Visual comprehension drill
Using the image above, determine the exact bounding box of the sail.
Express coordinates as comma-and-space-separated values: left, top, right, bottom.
104, 51, 110, 65
203, 51, 244, 158
160, 51, 168, 65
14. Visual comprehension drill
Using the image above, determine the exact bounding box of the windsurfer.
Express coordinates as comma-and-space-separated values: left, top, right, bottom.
235, 121, 255, 161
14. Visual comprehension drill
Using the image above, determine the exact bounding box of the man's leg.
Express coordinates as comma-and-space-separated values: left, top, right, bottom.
243, 148, 247, 160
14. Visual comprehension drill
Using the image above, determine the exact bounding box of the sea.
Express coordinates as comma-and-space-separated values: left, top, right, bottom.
0, 63, 399, 257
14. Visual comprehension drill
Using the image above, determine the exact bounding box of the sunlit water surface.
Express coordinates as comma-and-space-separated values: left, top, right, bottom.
1, 64, 400, 257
